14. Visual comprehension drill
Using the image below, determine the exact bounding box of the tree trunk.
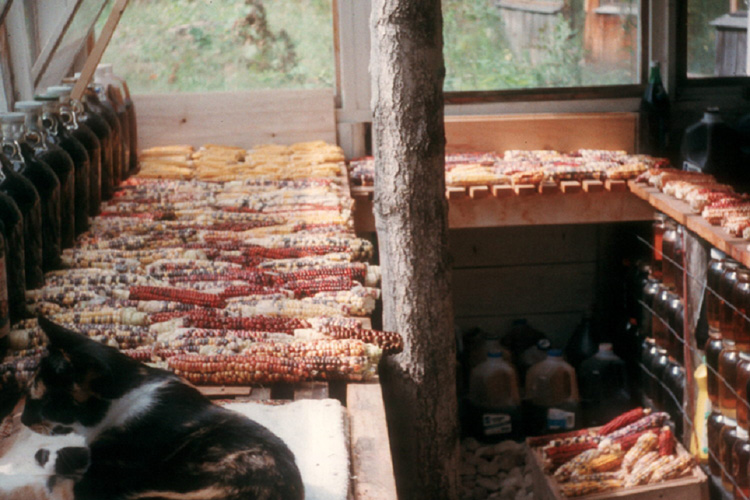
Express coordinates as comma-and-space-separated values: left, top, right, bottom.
370, 1, 458, 499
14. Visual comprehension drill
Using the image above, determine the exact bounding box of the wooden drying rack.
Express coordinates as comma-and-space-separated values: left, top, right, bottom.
628, 181, 750, 268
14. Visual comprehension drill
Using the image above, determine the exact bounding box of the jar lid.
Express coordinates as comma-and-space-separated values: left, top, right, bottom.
0, 112, 26, 123
724, 416, 738, 427
34, 94, 60, 102
46, 85, 73, 98
14, 101, 43, 111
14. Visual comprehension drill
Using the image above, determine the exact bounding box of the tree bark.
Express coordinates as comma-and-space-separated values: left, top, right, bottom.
370, 1, 458, 499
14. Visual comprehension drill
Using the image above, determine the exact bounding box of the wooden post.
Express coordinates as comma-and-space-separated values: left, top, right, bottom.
371, 1, 459, 499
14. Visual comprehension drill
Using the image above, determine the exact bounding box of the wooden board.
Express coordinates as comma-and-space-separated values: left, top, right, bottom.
133, 89, 337, 150
444, 112, 637, 154
347, 381, 398, 500
526, 441, 708, 500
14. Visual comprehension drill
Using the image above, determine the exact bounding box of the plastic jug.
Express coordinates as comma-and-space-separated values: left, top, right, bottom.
467, 348, 521, 441
691, 362, 709, 464
578, 343, 631, 427
525, 349, 580, 434
682, 108, 745, 187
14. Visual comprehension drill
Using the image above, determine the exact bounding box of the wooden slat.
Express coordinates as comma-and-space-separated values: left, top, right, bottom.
606, 179, 628, 192
468, 185, 490, 199
560, 181, 582, 193
582, 179, 604, 193
539, 181, 559, 194
199, 386, 253, 398
446, 186, 467, 200
70, 0, 129, 101
133, 89, 337, 150
293, 381, 330, 400
348, 382, 398, 500
514, 184, 536, 195
30, 0, 84, 87
492, 184, 514, 197
445, 112, 637, 154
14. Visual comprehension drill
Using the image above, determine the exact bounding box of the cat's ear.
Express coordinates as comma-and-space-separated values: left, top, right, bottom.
38, 316, 88, 353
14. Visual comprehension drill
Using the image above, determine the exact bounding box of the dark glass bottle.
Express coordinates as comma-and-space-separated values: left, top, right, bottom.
641, 278, 661, 338
732, 429, 750, 500
736, 352, 750, 429
14, 100, 76, 249
96, 63, 136, 175
720, 339, 740, 420
639, 60, 670, 157
662, 220, 678, 290
722, 421, 740, 490
0, 218, 9, 357
47, 86, 101, 217
70, 81, 114, 202
667, 295, 684, 364
640, 338, 659, 402
733, 269, 750, 352
0, 192, 26, 323
651, 348, 670, 410
721, 261, 742, 341
35, 94, 90, 235
565, 312, 597, 371
708, 249, 728, 334
651, 214, 666, 280
706, 331, 724, 408
90, 82, 124, 186
664, 362, 685, 438
708, 410, 726, 476
0, 112, 62, 272
0, 149, 43, 290
652, 286, 673, 351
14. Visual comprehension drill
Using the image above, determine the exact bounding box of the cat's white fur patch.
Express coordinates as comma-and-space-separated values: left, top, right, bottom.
74, 379, 168, 443
0, 425, 84, 493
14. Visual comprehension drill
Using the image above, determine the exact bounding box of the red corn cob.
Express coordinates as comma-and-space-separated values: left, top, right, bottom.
129, 286, 226, 308
658, 426, 675, 456
598, 407, 648, 436
612, 429, 658, 451
606, 412, 669, 441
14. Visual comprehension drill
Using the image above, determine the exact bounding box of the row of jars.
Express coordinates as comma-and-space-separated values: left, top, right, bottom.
0, 64, 137, 356
639, 337, 685, 438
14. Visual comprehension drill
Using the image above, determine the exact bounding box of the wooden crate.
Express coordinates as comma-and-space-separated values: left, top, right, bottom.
526, 440, 708, 500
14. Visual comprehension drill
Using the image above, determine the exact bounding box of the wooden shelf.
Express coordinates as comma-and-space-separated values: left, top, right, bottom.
628, 180, 750, 267
352, 184, 655, 231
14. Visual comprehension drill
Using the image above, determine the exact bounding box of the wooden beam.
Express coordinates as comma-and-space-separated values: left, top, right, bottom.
71, 0, 129, 101
0, 0, 14, 29
31, 0, 84, 88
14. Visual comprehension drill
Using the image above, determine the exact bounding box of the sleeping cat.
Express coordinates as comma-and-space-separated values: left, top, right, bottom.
21, 316, 304, 500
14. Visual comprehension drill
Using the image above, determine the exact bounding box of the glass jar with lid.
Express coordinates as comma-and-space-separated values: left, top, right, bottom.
708, 248, 728, 334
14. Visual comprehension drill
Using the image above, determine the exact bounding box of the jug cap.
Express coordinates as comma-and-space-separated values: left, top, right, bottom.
14, 101, 43, 111
487, 351, 503, 359
598, 343, 614, 352
548, 349, 563, 357
536, 339, 551, 351
703, 107, 723, 124
0, 112, 26, 124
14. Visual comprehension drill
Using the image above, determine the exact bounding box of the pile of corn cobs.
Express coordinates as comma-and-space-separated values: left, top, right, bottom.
1, 141, 403, 392
531, 408, 695, 497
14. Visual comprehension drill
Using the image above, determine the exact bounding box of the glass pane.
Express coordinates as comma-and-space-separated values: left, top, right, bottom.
98, 0, 334, 94
443, 0, 639, 91
687, 0, 747, 78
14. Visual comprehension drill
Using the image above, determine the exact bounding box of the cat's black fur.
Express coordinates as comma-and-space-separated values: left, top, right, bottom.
22, 316, 304, 500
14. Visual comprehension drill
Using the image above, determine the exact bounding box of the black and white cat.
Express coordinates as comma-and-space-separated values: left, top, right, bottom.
21, 316, 304, 500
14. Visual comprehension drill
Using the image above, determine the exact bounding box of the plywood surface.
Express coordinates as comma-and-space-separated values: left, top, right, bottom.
133, 89, 337, 150
444, 112, 637, 154
347, 382, 398, 500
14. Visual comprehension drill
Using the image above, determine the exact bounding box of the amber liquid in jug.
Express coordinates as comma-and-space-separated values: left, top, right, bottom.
733, 428, 750, 500
721, 421, 740, 490
708, 410, 727, 476
721, 262, 742, 341
734, 268, 750, 352
709, 249, 728, 332
707, 332, 725, 407
720, 340, 740, 420
735, 352, 750, 429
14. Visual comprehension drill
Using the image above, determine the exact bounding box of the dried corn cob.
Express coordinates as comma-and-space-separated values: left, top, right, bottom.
128, 286, 226, 308
587, 453, 623, 473
622, 431, 658, 471
559, 479, 623, 497
553, 447, 611, 482
658, 426, 675, 456
649, 454, 693, 483
598, 407, 649, 436
49, 307, 149, 326
528, 428, 594, 448
625, 451, 661, 486
605, 412, 668, 441
296, 326, 403, 354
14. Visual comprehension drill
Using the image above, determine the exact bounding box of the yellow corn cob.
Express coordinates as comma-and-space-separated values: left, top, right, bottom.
625, 452, 667, 487
559, 479, 623, 497
622, 431, 658, 471
648, 455, 694, 483
588, 453, 623, 473
554, 447, 610, 482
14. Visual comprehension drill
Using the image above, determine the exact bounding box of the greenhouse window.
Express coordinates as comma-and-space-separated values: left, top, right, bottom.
98, 0, 335, 94
443, 0, 641, 93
